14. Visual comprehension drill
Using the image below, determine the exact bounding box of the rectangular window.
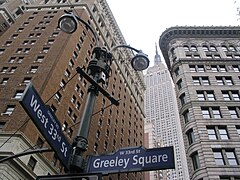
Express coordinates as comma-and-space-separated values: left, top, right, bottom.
76, 102, 81, 110
202, 77, 210, 85
30, 40, 36, 45
47, 39, 54, 44
213, 151, 225, 165
207, 128, 217, 140
189, 65, 196, 72
27, 156, 37, 171
197, 92, 205, 100
9, 67, 17, 73
219, 127, 229, 140
222, 91, 240, 101
228, 107, 239, 118
16, 48, 23, 54
211, 65, 218, 72
62, 121, 68, 132
54, 92, 62, 102
13, 90, 24, 99
35, 56, 44, 63
213, 149, 238, 166
60, 79, 66, 89
67, 107, 72, 116
233, 65, 240, 72
193, 77, 201, 85
219, 65, 226, 72
187, 129, 195, 145
216, 77, 233, 85
212, 107, 222, 118
216, 77, 224, 85
179, 93, 187, 106
0, 78, 9, 85
72, 114, 77, 123
222, 91, 231, 101
5, 41, 12, 46
71, 95, 76, 103
24, 48, 30, 53
29, 66, 38, 73
64, 69, 71, 78
36, 137, 44, 148
67, 128, 73, 138
52, 153, 58, 166
2, 105, 15, 115
207, 126, 229, 140
202, 108, 210, 118
0, 122, 6, 131
8, 57, 16, 63
232, 92, 240, 101
226, 151, 238, 165
22, 77, 32, 85
201, 107, 221, 118
206, 55, 213, 59
198, 65, 205, 72
0, 49, 5, 55
193, 77, 209, 85
12, 34, 19, 39
225, 77, 233, 85
1, 67, 8, 73
189, 65, 205, 72
213, 54, 221, 59
207, 92, 215, 101
197, 91, 215, 101
191, 152, 200, 170
236, 126, 240, 136
177, 79, 183, 90
42, 47, 50, 53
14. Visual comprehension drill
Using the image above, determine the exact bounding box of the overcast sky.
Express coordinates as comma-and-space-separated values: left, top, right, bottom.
107, 0, 239, 66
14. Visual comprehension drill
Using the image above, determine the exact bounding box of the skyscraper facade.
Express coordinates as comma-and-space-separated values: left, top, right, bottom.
160, 26, 240, 180
0, 1, 146, 179
144, 46, 189, 180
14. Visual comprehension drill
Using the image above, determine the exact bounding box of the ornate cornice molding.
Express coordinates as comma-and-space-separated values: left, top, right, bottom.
159, 26, 240, 68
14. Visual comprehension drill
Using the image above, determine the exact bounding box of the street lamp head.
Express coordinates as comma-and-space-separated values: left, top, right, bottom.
58, 13, 78, 34
110, 45, 149, 71
131, 52, 149, 71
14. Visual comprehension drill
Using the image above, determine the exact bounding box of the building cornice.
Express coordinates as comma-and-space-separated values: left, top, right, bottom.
159, 26, 240, 69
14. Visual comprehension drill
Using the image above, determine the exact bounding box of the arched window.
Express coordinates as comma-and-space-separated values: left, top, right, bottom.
190, 45, 197, 52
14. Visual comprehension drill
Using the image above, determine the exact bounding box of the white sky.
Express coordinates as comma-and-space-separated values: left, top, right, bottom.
107, 0, 239, 66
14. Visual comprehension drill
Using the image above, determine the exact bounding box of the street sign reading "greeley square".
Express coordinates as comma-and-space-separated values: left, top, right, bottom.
87, 146, 175, 174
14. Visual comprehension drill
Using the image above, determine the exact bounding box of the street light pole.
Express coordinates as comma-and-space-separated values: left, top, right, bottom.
69, 47, 113, 173
58, 12, 150, 173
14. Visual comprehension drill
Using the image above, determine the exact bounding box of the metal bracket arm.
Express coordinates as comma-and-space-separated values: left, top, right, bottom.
76, 67, 119, 106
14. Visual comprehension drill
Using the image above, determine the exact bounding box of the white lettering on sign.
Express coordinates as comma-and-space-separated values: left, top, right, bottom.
93, 157, 130, 169
92, 153, 169, 169
29, 94, 68, 157
133, 154, 168, 167
30, 95, 49, 128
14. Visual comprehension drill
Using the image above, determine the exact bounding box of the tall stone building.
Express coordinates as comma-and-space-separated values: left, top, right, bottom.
160, 26, 240, 180
0, 0, 146, 179
144, 46, 189, 180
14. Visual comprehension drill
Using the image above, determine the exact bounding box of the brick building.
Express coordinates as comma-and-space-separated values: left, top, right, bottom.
0, 1, 146, 179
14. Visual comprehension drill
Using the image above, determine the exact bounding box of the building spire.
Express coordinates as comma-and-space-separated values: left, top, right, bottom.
154, 43, 161, 65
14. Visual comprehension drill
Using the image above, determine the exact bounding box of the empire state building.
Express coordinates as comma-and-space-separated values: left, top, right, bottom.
144, 45, 189, 180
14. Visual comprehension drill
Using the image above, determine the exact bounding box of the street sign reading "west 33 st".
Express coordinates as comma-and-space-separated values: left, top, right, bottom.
20, 83, 71, 170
